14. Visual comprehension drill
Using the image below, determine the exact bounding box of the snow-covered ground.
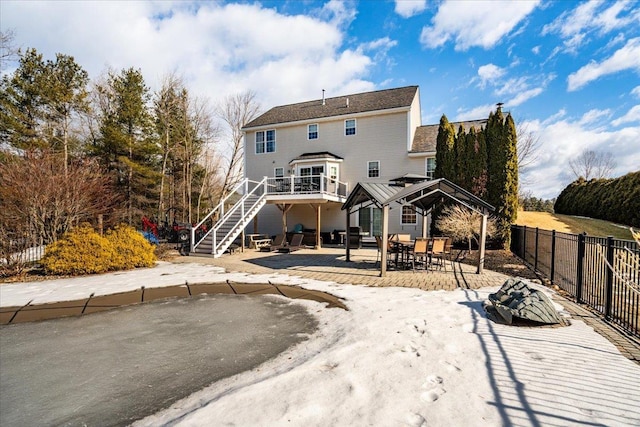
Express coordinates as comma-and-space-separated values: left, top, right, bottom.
2, 262, 639, 426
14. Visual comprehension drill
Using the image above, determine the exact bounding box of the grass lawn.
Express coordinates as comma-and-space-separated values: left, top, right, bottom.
514, 211, 634, 240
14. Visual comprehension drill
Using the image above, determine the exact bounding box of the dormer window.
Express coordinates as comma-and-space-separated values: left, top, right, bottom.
345, 119, 356, 136
308, 124, 318, 140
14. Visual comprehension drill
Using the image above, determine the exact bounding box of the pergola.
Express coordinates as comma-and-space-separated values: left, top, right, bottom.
342, 178, 495, 276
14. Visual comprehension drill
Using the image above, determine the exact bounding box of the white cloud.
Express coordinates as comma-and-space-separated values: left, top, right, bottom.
394, 0, 427, 18
531, 45, 541, 55
578, 108, 612, 126
507, 88, 543, 106
631, 86, 640, 98
542, 0, 640, 54
0, 1, 375, 109
520, 114, 640, 198
477, 64, 506, 88
419, 0, 540, 51
568, 37, 640, 91
612, 105, 640, 126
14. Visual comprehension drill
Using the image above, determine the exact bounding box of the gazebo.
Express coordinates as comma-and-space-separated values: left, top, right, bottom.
342, 178, 495, 276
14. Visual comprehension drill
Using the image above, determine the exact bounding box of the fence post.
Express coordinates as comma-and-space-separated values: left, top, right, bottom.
534, 227, 539, 271
550, 230, 556, 283
522, 226, 527, 262
605, 236, 614, 319
576, 232, 586, 304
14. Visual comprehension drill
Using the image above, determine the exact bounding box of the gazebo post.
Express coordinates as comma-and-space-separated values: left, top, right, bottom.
346, 208, 351, 262
314, 204, 321, 249
380, 204, 389, 277
422, 210, 428, 238
476, 214, 488, 274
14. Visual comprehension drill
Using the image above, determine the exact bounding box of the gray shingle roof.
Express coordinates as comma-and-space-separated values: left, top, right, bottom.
243, 86, 419, 129
410, 119, 487, 153
289, 151, 344, 163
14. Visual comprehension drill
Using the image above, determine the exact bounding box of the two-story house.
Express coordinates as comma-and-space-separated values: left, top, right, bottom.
240, 85, 485, 246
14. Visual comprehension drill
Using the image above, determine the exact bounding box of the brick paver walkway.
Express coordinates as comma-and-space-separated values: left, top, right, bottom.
172, 246, 640, 365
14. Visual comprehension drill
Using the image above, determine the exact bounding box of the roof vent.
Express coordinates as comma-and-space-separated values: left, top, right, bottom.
322, 89, 325, 106
346, 97, 349, 108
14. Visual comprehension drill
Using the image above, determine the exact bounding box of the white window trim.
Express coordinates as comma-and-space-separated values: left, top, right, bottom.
274, 167, 284, 177
400, 205, 417, 225
345, 119, 356, 136
367, 160, 380, 178
307, 123, 319, 140
425, 157, 436, 180
255, 130, 276, 154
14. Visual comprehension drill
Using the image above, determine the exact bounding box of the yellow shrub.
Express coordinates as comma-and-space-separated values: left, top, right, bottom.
42, 224, 116, 275
105, 224, 156, 269
42, 223, 156, 276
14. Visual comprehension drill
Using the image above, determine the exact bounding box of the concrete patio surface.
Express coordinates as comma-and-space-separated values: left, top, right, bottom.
175, 246, 640, 365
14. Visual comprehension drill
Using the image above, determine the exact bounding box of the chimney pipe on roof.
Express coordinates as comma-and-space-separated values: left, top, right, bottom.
346, 97, 349, 108
322, 89, 325, 106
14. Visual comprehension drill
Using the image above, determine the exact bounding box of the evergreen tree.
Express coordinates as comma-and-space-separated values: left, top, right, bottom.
0, 48, 48, 150
0, 49, 89, 172
484, 107, 518, 246
41, 53, 89, 174
434, 114, 456, 179
454, 124, 467, 187
93, 67, 160, 224
467, 126, 488, 198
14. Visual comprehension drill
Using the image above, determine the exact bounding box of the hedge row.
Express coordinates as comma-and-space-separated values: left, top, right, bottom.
42, 223, 156, 275
554, 171, 640, 228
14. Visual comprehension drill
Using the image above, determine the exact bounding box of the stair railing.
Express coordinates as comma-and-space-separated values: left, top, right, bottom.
192, 177, 268, 254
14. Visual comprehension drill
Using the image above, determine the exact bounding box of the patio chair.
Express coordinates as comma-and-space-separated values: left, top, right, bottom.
265, 234, 287, 252
430, 237, 447, 271
375, 236, 400, 268
279, 233, 304, 253
409, 238, 429, 271
397, 234, 412, 242
443, 237, 454, 271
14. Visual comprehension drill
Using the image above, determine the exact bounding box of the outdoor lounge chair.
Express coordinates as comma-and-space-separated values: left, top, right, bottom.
278, 233, 304, 253
264, 234, 287, 252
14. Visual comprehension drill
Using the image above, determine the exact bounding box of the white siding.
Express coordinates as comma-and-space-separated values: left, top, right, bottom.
244, 105, 431, 240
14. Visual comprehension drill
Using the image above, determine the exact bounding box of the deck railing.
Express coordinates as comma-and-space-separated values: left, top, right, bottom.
265, 174, 348, 198
511, 225, 640, 337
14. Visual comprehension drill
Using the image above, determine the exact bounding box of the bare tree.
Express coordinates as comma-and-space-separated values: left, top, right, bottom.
216, 91, 261, 201
569, 150, 617, 180
516, 122, 541, 176
435, 205, 497, 251
0, 29, 19, 71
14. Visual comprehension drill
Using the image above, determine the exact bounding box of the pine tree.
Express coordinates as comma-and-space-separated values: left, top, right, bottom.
93, 67, 160, 224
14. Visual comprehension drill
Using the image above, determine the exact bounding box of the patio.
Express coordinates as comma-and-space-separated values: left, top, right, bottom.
184, 246, 520, 291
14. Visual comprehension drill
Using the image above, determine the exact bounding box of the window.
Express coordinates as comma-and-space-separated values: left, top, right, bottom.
274, 167, 284, 177
308, 124, 318, 140
401, 205, 417, 225
425, 157, 436, 180
329, 166, 338, 180
367, 161, 380, 178
255, 131, 264, 154
255, 130, 276, 154
345, 119, 356, 136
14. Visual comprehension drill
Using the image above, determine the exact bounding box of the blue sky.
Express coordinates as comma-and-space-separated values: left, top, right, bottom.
2, 0, 639, 199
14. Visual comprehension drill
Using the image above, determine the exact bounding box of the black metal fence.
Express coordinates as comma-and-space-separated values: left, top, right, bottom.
511, 225, 640, 337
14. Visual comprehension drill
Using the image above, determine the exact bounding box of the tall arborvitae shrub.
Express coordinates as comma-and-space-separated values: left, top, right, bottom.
467, 127, 488, 198
555, 171, 640, 228
435, 115, 456, 179
454, 124, 468, 188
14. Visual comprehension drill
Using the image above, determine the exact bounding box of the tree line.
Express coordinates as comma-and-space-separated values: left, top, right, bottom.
434, 107, 519, 246
554, 172, 640, 228
0, 46, 259, 256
